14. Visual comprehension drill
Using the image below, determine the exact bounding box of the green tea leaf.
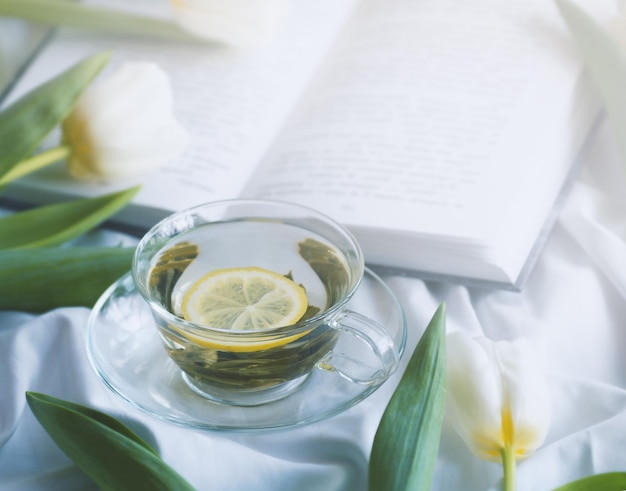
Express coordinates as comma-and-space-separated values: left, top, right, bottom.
0, 246, 134, 312
298, 237, 350, 309
0, 186, 140, 249
26, 392, 196, 491
0, 51, 111, 178
554, 472, 626, 491
148, 240, 199, 312
369, 303, 447, 491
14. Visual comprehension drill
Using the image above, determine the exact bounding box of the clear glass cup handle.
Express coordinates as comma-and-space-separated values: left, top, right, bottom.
317, 310, 400, 386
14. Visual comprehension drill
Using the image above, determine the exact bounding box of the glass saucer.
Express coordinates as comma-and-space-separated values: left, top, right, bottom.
86, 268, 407, 433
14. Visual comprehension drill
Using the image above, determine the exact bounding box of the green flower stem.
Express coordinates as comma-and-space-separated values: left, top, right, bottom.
0, 0, 204, 43
501, 446, 516, 491
0, 145, 70, 186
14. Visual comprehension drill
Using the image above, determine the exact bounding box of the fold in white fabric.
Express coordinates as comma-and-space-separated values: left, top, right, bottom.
2, 116, 626, 490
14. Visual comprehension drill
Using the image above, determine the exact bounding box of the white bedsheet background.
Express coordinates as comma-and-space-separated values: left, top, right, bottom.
2, 116, 626, 490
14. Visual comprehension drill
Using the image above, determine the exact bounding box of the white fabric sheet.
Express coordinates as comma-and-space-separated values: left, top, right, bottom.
2, 118, 626, 490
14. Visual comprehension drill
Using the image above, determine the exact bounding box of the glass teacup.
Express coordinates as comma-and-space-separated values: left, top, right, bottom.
132, 199, 402, 406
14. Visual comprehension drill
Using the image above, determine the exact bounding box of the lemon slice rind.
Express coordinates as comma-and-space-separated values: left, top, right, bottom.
170, 326, 312, 353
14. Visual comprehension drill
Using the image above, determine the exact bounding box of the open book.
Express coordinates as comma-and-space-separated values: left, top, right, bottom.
0, 0, 616, 289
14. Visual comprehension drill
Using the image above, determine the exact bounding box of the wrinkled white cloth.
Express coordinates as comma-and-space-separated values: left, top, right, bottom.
3, 120, 626, 491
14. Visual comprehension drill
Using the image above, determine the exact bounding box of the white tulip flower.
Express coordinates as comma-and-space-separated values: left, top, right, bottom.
62, 61, 188, 182
168, 0, 288, 48
446, 332, 551, 491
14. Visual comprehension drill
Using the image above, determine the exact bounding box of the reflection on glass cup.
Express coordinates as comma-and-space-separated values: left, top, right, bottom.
132, 199, 402, 406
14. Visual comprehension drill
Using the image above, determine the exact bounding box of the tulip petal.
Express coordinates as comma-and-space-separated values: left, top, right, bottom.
447, 332, 504, 460
446, 332, 551, 462
62, 62, 188, 181
493, 338, 551, 458
169, 0, 288, 47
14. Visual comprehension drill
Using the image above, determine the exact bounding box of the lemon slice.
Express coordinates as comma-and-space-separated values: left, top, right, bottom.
181, 266, 308, 331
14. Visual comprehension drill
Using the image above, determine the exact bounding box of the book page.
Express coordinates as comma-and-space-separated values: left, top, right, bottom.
2, 0, 358, 218
245, 0, 609, 244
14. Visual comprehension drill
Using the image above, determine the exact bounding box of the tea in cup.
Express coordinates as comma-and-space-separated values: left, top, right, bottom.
132, 200, 400, 406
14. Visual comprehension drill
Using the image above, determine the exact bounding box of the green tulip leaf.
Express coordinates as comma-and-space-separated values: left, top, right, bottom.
0, 246, 134, 312
0, 185, 140, 249
0, 0, 205, 43
26, 392, 158, 455
369, 302, 447, 491
26, 392, 195, 491
0, 146, 70, 187
0, 50, 111, 178
554, 472, 626, 491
